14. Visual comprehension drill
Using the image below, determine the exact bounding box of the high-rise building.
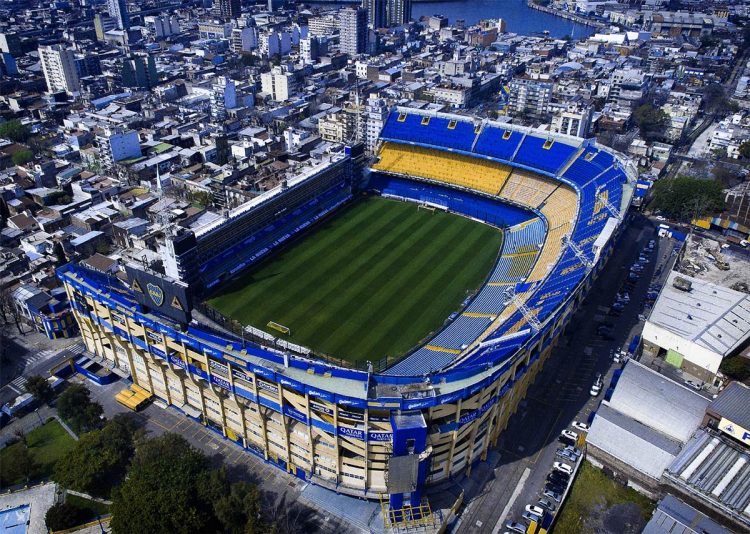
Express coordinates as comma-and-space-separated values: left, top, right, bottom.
121, 55, 158, 90
106, 0, 130, 30
386, 0, 410, 26
339, 7, 368, 57
213, 0, 240, 21
94, 14, 117, 41
211, 76, 237, 121
0, 33, 22, 56
97, 127, 141, 167
144, 15, 181, 39
361, 0, 386, 29
267, 0, 284, 11
39, 45, 80, 95
364, 96, 388, 154
508, 78, 552, 122
260, 66, 297, 102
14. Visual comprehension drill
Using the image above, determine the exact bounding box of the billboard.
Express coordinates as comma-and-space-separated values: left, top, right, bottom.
125, 264, 192, 324
718, 417, 750, 447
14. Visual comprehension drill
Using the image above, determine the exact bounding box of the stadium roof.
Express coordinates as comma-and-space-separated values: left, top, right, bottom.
587, 403, 682, 480
647, 271, 750, 358
708, 382, 750, 430
607, 360, 708, 444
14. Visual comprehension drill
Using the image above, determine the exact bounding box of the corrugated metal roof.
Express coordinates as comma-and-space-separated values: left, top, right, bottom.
709, 382, 750, 431
642, 494, 733, 534
666, 429, 750, 527
647, 271, 750, 357
607, 360, 709, 444
587, 403, 681, 480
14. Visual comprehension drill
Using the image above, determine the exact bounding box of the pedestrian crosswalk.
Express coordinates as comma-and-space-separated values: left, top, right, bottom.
23, 349, 55, 366
9, 376, 27, 394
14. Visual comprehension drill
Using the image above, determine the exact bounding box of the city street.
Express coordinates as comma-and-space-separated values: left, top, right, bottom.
455, 214, 678, 533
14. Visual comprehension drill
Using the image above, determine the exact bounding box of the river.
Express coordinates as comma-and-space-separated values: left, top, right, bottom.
412, 0, 595, 38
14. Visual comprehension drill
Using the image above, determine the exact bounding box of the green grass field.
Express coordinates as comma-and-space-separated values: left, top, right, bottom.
209, 196, 502, 365
0, 419, 76, 487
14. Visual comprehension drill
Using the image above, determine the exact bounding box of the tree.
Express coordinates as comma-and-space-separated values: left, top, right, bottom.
52, 241, 67, 266
214, 480, 268, 534
11, 148, 33, 166
1, 445, 37, 485
739, 141, 750, 160
703, 83, 732, 115
0, 120, 31, 143
650, 176, 725, 221
110, 434, 223, 534
56, 384, 104, 433
24, 375, 54, 404
632, 103, 670, 141
720, 356, 750, 381
45, 502, 89, 531
53, 415, 138, 497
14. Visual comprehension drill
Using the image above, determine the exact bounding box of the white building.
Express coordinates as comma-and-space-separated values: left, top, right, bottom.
260, 66, 296, 102
642, 271, 750, 385
231, 27, 257, 53
144, 15, 180, 39
211, 76, 237, 120
364, 96, 388, 154
98, 128, 141, 166
259, 31, 291, 58
550, 104, 593, 137
39, 45, 80, 94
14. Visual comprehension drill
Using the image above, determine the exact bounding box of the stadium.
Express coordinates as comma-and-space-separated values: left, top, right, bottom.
57, 108, 635, 520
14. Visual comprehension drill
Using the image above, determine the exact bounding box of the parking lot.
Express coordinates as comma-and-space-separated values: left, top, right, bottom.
456, 214, 679, 533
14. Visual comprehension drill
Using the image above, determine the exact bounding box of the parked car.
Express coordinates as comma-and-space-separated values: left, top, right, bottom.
542, 489, 562, 502
556, 449, 578, 462
548, 470, 569, 484
546, 481, 566, 494
572, 421, 589, 432
505, 521, 525, 533
590, 383, 602, 396
525, 505, 545, 517
560, 429, 577, 442
522, 510, 541, 523
538, 498, 557, 512
553, 462, 573, 475
684, 379, 703, 391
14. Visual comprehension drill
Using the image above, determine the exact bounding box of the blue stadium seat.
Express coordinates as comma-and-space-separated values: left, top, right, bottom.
561, 148, 601, 187
473, 127, 524, 162
380, 111, 477, 152
513, 137, 578, 175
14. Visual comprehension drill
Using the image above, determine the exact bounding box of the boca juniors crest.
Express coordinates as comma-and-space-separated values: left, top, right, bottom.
147, 283, 165, 306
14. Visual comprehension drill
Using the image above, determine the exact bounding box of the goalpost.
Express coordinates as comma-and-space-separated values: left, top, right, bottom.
267, 321, 291, 335
417, 204, 436, 213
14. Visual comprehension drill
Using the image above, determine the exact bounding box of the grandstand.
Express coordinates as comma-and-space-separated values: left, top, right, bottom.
58, 108, 634, 515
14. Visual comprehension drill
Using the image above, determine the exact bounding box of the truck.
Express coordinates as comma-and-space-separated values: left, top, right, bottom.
627, 335, 641, 356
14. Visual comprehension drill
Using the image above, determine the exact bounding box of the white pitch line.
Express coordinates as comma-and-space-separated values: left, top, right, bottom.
492, 467, 531, 534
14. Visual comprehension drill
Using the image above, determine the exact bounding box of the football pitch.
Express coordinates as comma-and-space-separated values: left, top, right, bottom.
208, 196, 502, 366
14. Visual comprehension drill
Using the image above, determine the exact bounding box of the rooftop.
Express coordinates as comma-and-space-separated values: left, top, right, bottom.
647, 271, 750, 358
708, 382, 750, 430
607, 359, 709, 444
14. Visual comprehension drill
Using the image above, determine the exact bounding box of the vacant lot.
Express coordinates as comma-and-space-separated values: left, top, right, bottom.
554, 461, 655, 534
209, 197, 502, 365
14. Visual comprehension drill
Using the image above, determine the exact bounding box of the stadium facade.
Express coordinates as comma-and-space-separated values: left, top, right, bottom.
58, 109, 635, 513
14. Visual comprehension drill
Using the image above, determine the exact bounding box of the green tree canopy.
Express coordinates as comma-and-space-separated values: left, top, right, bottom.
720, 356, 750, 381
110, 433, 222, 533
632, 104, 670, 141
24, 375, 54, 404
1, 445, 37, 485
11, 148, 33, 166
56, 384, 104, 433
650, 176, 725, 221
45, 502, 90, 531
0, 120, 31, 143
739, 141, 750, 160
53, 415, 139, 497
111, 433, 270, 533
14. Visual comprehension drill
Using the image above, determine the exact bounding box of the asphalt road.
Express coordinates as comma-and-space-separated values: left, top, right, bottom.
456, 214, 678, 533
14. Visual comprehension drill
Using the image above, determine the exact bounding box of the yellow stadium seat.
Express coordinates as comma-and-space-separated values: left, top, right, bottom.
373, 142, 511, 196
